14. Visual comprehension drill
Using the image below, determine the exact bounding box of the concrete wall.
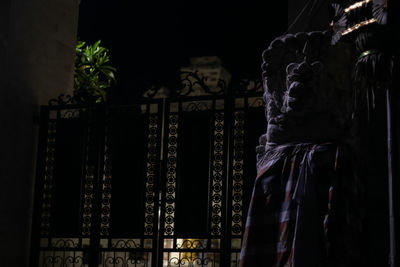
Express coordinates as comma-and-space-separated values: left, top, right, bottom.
0, 0, 79, 266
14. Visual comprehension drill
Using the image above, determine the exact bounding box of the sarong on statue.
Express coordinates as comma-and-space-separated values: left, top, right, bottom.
239, 143, 363, 267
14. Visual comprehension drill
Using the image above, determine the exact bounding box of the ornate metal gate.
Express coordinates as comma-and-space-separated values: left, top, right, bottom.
30, 78, 266, 267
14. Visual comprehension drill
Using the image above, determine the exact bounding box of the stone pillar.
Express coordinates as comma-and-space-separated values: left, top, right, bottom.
0, 0, 79, 266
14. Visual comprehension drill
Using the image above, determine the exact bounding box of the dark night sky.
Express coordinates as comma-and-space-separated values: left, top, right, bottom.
77, 1, 288, 99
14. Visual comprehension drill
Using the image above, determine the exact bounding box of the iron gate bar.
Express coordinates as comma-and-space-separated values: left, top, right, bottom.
89, 105, 106, 267
223, 93, 233, 267
30, 106, 50, 267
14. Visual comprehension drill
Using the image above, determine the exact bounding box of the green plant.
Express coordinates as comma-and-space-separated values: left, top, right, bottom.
74, 40, 117, 103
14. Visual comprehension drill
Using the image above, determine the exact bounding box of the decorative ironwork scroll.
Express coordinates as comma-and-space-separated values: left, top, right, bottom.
164, 115, 179, 236
231, 112, 244, 236
40, 252, 85, 267
144, 115, 159, 235
82, 126, 94, 236
40, 122, 56, 235
39, 239, 88, 267
178, 71, 225, 96
98, 238, 152, 266
101, 252, 150, 267
210, 113, 224, 236
182, 101, 212, 112
164, 251, 219, 267
51, 238, 80, 248
60, 108, 81, 119
100, 123, 112, 236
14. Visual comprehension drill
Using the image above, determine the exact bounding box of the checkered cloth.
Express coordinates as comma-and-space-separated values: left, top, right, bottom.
240, 143, 364, 267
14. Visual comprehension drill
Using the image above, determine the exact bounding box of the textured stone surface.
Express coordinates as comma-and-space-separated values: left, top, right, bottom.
0, 0, 79, 266
259, 31, 354, 148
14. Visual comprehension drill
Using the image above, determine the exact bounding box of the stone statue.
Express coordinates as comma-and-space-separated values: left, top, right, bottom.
239, 31, 364, 267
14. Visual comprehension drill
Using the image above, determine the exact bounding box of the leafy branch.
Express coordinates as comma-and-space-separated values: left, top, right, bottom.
74, 40, 117, 103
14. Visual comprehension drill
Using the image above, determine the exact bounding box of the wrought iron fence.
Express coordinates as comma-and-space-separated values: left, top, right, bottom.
30, 75, 266, 267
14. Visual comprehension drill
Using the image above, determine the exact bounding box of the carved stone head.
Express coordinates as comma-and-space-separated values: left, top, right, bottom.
259, 31, 354, 146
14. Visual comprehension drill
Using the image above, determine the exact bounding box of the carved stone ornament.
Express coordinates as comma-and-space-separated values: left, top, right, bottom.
257, 31, 355, 161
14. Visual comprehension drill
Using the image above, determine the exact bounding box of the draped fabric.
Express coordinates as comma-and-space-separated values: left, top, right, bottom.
239, 143, 363, 267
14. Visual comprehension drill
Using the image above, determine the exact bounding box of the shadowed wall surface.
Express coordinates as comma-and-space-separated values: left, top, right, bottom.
0, 0, 79, 265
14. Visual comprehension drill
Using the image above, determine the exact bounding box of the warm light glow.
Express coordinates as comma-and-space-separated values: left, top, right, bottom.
342, 18, 377, 35
344, 0, 372, 13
